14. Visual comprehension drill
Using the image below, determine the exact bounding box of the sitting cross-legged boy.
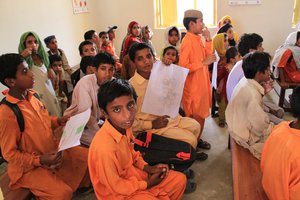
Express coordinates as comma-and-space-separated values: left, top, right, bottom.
88, 78, 186, 200
261, 86, 300, 200
64, 52, 115, 146
0, 53, 90, 200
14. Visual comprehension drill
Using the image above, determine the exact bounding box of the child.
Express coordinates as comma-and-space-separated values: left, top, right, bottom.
261, 86, 300, 200
88, 78, 186, 199
106, 25, 118, 53
141, 25, 157, 56
80, 55, 96, 75
64, 52, 115, 146
18, 31, 61, 116
121, 21, 142, 59
164, 26, 181, 50
84, 30, 101, 51
217, 23, 239, 47
162, 46, 179, 65
213, 33, 229, 67
179, 9, 216, 149
0, 53, 90, 199
216, 47, 241, 127
225, 52, 274, 160
49, 54, 68, 114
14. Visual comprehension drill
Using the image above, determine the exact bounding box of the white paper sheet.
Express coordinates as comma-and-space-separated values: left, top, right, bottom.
58, 109, 91, 151
141, 61, 189, 118
212, 50, 220, 89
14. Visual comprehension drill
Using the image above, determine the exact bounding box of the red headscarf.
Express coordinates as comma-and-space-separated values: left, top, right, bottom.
122, 21, 142, 58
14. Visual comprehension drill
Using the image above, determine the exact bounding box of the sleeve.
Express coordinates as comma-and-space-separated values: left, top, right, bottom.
0, 116, 41, 167
179, 40, 203, 73
278, 49, 292, 68
290, 158, 300, 200
51, 116, 59, 129
60, 49, 72, 71
95, 148, 147, 196
132, 119, 152, 133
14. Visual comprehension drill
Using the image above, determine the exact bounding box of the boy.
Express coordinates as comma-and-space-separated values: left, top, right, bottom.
0, 53, 90, 199
225, 52, 274, 160
49, 54, 68, 114
106, 25, 118, 52
129, 42, 207, 161
84, 30, 101, 51
80, 56, 96, 75
64, 52, 115, 146
88, 78, 186, 199
179, 9, 216, 149
261, 86, 300, 200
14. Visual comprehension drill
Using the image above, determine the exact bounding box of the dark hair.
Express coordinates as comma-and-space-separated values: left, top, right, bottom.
183, 17, 197, 30
129, 42, 154, 62
242, 52, 271, 79
98, 79, 137, 113
291, 86, 300, 118
80, 56, 94, 74
0, 53, 25, 87
168, 27, 179, 36
226, 46, 239, 63
217, 23, 233, 34
78, 40, 94, 55
49, 54, 62, 66
93, 52, 115, 69
99, 31, 107, 38
84, 30, 96, 40
162, 46, 179, 64
237, 33, 263, 56
297, 31, 300, 41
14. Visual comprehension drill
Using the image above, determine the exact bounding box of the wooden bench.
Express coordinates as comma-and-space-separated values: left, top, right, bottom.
0, 172, 33, 200
230, 137, 268, 200
275, 80, 299, 112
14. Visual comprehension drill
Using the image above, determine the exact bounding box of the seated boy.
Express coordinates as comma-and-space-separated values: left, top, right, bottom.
80, 56, 96, 75
64, 52, 115, 146
88, 78, 186, 199
261, 86, 300, 200
0, 53, 90, 199
225, 52, 274, 160
84, 30, 101, 51
128, 42, 207, 160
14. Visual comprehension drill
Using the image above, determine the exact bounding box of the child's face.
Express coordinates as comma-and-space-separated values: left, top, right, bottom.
92, 32, 100, 45
168, 30, 179, 46
47, 38, 58, 52
144, 29, 151, 41
193, 18, 204, 34
131, 24, 141, 37
81, 44, 97, 57
95, 63, 114, 85
11, 61, 34, 90
134, 48, 154, 79
163, 49, 177, 64
258, 67, 271, 83
226, 28, 234, 40
108, 30, 115, 40
51, 61, 63, 73
25, 35, 39, 53
100, 34, 109, 45
86, 66, 96, 75
233, 53, 242, 63
104, 95, 137, 134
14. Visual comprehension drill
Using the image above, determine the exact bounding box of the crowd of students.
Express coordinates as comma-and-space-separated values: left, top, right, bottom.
0, 8, 300, 200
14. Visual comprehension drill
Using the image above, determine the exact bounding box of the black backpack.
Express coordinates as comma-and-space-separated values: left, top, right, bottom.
133, 132, 196, 172
0, 93, 40, 164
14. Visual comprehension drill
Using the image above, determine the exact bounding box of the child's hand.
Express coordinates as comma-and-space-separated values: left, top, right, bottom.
40, 151, 63, 167
152, 115, 169, 129
58, 115, 70, 126
20, 48, 32, 58
202, 27, 211, 41
162, 57, 172, 66
147, 172, 165, 189
144, 164, 169, 175
48, 69, 56, 80
203, 55, 216, 65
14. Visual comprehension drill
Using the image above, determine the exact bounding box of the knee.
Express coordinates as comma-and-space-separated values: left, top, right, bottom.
175, 172, 187, 188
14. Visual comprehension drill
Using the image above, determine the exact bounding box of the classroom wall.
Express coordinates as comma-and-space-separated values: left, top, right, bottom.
0, 0, 297, 99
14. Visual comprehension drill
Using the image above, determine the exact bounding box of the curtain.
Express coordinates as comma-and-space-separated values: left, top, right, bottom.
292, 0, 300, 27
158, 0, 178, 27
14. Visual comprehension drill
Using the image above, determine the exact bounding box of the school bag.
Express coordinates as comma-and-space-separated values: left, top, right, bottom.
132, 131, 196, 171
0, 93, 40, 164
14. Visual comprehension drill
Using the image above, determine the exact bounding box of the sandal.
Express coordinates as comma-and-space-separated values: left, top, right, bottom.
184, 179, 197, 194
197, 139, 211, 150
195, 150, 208, 161
183, 169, 195, 179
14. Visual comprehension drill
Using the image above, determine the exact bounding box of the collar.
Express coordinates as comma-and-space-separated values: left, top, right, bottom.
132, 72, 148, 85
186, 32, 201, 40
5, 90, 36, 104
103, 119, 131, 144
247, 79, 265, 95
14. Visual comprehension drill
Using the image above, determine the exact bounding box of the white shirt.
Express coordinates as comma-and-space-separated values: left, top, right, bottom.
226, 60, 244, 101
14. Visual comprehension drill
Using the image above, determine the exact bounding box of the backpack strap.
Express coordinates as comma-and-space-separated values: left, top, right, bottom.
0, 98, 24, 133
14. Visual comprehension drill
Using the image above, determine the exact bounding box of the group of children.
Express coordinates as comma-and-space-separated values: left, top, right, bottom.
1, 7, 300, 200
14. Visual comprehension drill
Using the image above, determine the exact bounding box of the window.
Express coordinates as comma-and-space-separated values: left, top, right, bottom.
155, 0, 216, 28
292, 0, 299, 28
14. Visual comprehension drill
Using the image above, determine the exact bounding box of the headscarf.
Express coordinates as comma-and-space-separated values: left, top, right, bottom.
217, 23, 239, 47
18, 31, 49, 69
141, 25, 153, 42
164, 26, 181, 50
213, 33, 227, 57
218, 15, 234, 28
271, 31, 300, 78
121, 21, 142, 58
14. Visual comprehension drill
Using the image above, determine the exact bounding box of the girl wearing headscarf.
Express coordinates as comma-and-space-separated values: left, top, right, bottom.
164, 26, 181, 50
213, 33, 229, 67
141, 25, 156, 56
218, 15, 234, 28
19, 31, 61, 116
271, 31, 300, 83
121, 21, 142, 59
217, 23, 239, 47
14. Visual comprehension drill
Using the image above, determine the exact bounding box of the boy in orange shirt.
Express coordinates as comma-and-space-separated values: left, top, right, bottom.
88, 79, 186, 200
261, 86, 300, 200
0, 53, 90, 199
179, 9, 216, 149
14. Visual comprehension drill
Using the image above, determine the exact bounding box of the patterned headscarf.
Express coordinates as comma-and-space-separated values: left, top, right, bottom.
218, 15, 234, 28
18, 31, 49, 69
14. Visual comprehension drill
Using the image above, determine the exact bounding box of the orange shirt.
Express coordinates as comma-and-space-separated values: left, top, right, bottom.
278, 49, 300, 83
179, 32, 213, 118
261, 121, 300, 200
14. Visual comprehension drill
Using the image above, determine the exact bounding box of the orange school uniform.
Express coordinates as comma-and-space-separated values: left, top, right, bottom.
179, 32, 213, 119
261, 121, 300, 200
88, 120, 186, 200
0, 90, 89, 199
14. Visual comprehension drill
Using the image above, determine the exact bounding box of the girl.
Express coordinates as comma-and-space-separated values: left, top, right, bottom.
164, 26, 181, 50
18, 31, 61, 116
217, 23, 239, 47
141, 25, 156, 56
121, 21, 142, 59
213, 33, 229, 67
162, 46, 179, 65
